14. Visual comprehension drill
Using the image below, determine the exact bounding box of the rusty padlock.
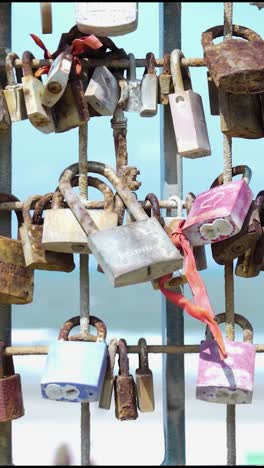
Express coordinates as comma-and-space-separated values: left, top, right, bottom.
140, 52, 158, 117
59, 162, 183, 287
169, 49, 211, 158
99, 338, 118, 410
3, 52, 27, 122
0, 193, 34, 304
182, 165, 253, 246
19, 193, 75, 272
196, 313, 256, 404
202, 24, 264, 94
0, 342, 24, 422
21, 51, 55, 133
84, 66, 119, 116
158, 53, 172, 105
42, 175, 118, 254
114, 338, 138, 420
135, 338, 155, 412
211, 190, 264, 265
41, 315, 108, 402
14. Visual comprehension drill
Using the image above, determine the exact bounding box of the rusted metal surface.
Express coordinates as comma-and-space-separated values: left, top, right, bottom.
202, 25, 264, 94
0, 342, 24, 422
58, 315, 107, 342
114, 339, 138, 420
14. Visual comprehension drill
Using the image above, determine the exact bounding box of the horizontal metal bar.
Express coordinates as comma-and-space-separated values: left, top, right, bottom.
0, 199, 186, 211
5, 343, 264, 356
0, 56, 205, 70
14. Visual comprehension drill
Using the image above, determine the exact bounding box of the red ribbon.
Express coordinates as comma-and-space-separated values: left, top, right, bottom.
158, 220, 227, 360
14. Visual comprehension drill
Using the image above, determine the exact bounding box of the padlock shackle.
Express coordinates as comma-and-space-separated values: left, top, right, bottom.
32, 192, 53, 225
0, 193, 23, 233
145, 52, 156, 75
210, 165, 252, 189
138, 337, 149, 370
5, 52, 23, 87
185, 192, 196, 215
127, 53, 137, 82
22, 51, 36, 78
201, 24, 262, 49
58, 161, 149, 230
71, 175, 116, 214
168, 195, 183, 218
170, 49, 192, 94
118, 338, 129, 377
22, 194, 43, 226
144, 192, 162, 221
163, 53, 170, 74
58, 315, 107, 342
205, 312, 254, 343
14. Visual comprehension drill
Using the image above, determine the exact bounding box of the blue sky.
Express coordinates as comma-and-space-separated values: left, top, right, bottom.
9, 2, 264, 274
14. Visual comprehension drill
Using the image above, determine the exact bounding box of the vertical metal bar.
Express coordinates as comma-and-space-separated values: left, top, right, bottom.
79, 123, 91, 466
0, 3, 12, 466
159, 3, 185, 466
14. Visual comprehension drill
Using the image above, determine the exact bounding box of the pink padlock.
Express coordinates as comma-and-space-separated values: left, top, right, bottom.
196, 312, 256, 404
182, 165, 253, 246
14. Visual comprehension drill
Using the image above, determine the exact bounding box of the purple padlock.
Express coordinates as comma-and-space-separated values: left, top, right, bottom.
182, 165, 253, 246
196, 312, 256, 404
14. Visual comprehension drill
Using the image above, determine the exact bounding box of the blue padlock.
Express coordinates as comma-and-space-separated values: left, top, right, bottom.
41, 315, 108, 403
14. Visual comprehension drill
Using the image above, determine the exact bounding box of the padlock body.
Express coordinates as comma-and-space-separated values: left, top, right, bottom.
169, 89, 211, 158
182, 179, 253, 246
135, 368, 155, 412
220, 92, 264, 139
196, 338, 256, 404
235, 237, 261, 278
114, 374, 138, 420
75, 2, 138, 36
126, 80, 141, 113
98, 375, 114, 410
85, 66, 119, 116
42, 52, 72, 108
41, 341, 108, 402
42, 208, 118, 254
0, 91, 11, 132
53, 82, 89, 133
140, 74, 158, 117
0, 236, 34, 304
0, 373, 24, 422
87, 217, 183, 287
158, 73, 172, 105
3, 86, 27, 122
19, 224, 75, 272
22, 76, 54, 133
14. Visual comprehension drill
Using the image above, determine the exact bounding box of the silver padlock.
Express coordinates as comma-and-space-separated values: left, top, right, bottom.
84, 66, 119, 116
3, 53, 27, 122
169, 49, 211, 158
125, 53, 141, 113
41, 315, 108, 403
21, 51, 55, 134
140, 52, 158, 117
59, 161, 183, 287
41, 49, 73, 108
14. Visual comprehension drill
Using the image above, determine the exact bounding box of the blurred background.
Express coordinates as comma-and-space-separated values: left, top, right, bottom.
8, 2, 264, 465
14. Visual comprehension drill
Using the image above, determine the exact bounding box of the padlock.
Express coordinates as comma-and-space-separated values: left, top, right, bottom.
184, 192, 207, 271
0, 341, 24, 422
41, 315, 108, 402
53, 68, 89, 133
168, 49, 211, 158
74, 2, 138, 36
3, 52, 27, 122
41, 49, 73, 108
135, 338, 155, 412
219, 89, 264, 139
114, 338, 138, 420
211, 191, 264, 265
0, 193, 34, 304
19, 193, 75, 272
202, 24, 264, 94
21, 51, 54, 133
158, 53, 172, 105
99, 338, 118, 410
207, 71, 219, 116
59, 161, 183, 287
125, 53, 141, 113
0, 84, 11, 133
84, 66, 119, 116
145, 193, 185, 290
182, 165, 253, 246
140, 52, 158, 117
196, 312, 256, 404
42, 175, 118, 254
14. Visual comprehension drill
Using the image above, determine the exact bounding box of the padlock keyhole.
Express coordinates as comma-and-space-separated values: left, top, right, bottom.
175, 96, 184, 103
